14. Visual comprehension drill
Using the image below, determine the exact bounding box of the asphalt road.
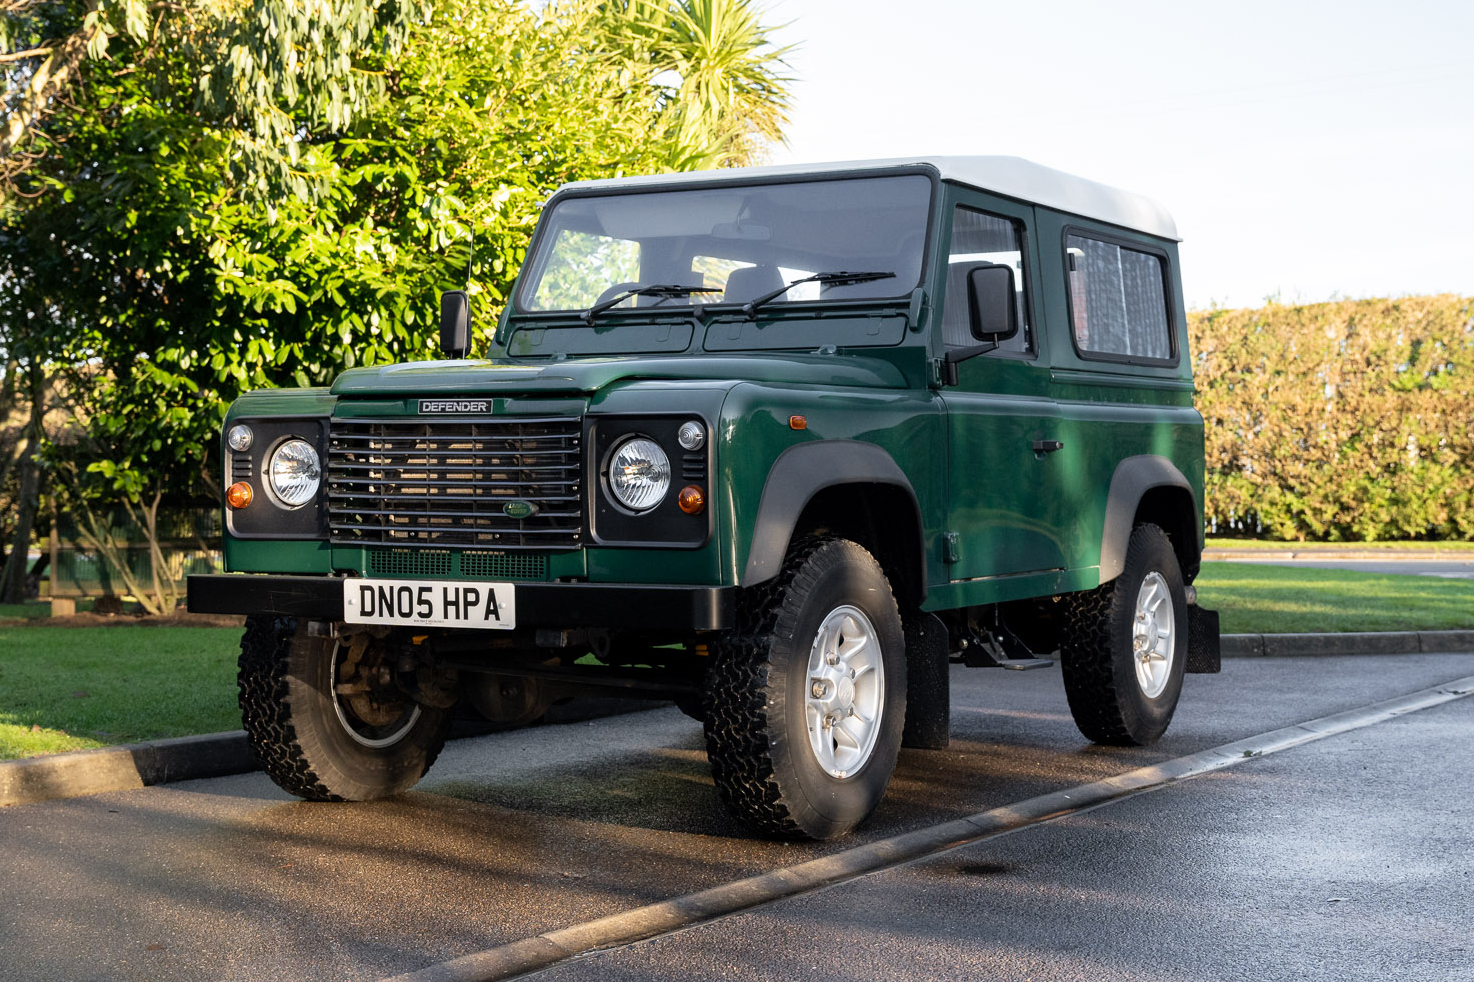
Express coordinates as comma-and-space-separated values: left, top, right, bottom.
3, 652, 1472, 982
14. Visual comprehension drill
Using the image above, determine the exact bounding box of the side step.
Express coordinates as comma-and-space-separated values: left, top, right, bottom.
999, 657, 1056, 671
957, 624, 1056, 671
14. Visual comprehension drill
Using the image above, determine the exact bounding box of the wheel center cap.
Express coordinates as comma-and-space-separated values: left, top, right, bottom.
836, 676, 856, 709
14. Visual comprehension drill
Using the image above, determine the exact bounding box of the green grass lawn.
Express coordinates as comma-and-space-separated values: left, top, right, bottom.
2, 563, 1472, 760
1195, 561, 1474, 634
0, 626, 242, 759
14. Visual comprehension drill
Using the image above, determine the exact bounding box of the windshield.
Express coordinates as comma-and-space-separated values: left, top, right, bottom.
517, 175, 932, 314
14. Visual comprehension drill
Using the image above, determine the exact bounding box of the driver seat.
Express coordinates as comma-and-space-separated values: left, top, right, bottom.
723, 265, 784, 304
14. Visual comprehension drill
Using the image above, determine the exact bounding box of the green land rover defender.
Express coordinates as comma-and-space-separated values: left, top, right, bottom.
189, 156, 1220, 839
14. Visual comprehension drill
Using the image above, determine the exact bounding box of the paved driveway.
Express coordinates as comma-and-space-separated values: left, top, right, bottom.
2, 652, 1471, 982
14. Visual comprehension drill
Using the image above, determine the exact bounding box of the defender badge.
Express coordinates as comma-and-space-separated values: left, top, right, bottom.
419, 399, 490, 414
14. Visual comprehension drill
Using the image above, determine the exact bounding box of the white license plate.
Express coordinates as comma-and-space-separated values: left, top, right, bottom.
343, 578, 517, 630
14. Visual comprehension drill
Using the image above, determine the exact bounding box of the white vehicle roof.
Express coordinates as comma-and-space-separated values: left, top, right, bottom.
558, 155, 1179, 242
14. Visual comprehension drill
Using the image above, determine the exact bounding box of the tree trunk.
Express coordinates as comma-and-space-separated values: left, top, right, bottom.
0, 4, 100, 161
135, 489, 182, 615
1, 363, 46, 603
0, 358, 19, 572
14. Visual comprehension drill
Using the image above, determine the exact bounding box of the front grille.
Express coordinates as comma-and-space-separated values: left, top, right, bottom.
461, 550, 549, 580
329, 417, 582, 549
365, 548, 549, 581
366, 548, 452, 578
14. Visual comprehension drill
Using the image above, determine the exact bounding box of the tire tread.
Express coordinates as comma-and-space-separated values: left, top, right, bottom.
704, 537, 904, 839
237, 616, 451, 801
238, 615, 340, 801
1059, 523, 1184, 747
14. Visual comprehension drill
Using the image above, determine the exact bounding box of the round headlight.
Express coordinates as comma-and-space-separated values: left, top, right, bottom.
227, 424, 254, 452
607, 437, 670, 512
268, 439, 321, 508
677, 420, 706, 451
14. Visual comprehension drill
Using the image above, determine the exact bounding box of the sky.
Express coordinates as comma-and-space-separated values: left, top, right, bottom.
756, 0, 1474, 310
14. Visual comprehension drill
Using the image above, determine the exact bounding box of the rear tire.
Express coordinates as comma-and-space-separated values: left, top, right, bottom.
704, 538, 906, 839
1060, 523, 1187, 746
238, 617, 452, 801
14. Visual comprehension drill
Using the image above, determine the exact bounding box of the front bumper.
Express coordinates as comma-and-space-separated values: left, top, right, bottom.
187, 574, 736, 632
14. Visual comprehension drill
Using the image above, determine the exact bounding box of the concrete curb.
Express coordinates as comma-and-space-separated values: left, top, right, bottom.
1222, 629, 1474, 658
0, 695, 658, 809
6, 632, 1472, 809
0, 731, 255, 808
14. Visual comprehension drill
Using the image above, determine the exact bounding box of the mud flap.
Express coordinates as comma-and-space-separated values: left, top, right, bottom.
902, 611, 950, 749
1187, 605, 1221, 674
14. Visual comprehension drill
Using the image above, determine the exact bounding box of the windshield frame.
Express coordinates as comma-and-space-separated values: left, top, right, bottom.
510, 167, 942, 319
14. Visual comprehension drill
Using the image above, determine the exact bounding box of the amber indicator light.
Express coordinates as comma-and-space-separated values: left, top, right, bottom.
678, 485, 706, 515
789, 415, 807, 430
226, 482, 253, 509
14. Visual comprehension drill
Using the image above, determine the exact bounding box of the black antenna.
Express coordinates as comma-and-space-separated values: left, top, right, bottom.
464, 226, 475, 289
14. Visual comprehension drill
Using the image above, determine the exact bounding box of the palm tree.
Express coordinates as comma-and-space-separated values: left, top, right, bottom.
595, 0, 795, 169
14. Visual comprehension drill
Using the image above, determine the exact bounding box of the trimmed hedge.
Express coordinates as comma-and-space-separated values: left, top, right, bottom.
1189, 295, 1474, 541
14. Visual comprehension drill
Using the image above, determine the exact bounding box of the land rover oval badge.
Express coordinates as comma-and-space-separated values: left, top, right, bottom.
503, 500, 538, 519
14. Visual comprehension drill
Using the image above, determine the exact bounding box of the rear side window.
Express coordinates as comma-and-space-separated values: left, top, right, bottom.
1066, 233, 1173, 363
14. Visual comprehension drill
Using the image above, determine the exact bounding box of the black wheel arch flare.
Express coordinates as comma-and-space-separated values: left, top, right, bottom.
740, 440, 925, 603
1099, 454, 1202, 585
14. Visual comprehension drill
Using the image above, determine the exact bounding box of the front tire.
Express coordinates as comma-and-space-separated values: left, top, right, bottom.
238, 617, 452, 801
1060, 523, 1187, 746
704, 538, 906, 839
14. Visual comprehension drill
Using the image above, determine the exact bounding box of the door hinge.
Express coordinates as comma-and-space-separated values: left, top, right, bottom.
942, 531, 961, 565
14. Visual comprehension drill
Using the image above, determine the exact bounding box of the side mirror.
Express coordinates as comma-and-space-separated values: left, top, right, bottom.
440, 290, 471, 358
966, 264, 1019, 342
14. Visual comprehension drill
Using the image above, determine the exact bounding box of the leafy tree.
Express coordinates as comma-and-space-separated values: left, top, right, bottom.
1, 0, 148, 182
597, 0, 794, 168
0, 0, 793, 610
2, 0, 425, 200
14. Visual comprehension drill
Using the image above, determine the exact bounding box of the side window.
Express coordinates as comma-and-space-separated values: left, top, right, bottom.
944, 207, 1032, 355
1066, 233, 1173, 362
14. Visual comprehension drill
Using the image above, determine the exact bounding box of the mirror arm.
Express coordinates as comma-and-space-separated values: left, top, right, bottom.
944, 340, 1000, 364
940, 340, 999, 386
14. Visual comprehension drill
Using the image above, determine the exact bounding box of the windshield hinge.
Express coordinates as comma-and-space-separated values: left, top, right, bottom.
907, 288, 929, 332
928, 358, 947, 389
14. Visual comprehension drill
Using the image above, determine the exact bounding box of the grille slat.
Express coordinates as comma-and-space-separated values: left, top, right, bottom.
329, 459, 579, 471
332, 430, 576, 442
328, 476, 581, 489
329, 416, 583, 549
335, 522, 579, 536
327, 492, 581, 505
328, 446, 578, 459
331, 506, 583, 520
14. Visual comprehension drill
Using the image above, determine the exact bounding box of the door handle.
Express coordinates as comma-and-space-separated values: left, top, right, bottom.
1031, 439, 1064, 454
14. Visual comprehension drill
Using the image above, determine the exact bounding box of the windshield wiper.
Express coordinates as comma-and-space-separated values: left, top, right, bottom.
581, 284, 719, 326
740, 270, 896, 318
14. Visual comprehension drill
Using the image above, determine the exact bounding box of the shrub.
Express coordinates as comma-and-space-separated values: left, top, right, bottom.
1190, 295, 1474, 541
